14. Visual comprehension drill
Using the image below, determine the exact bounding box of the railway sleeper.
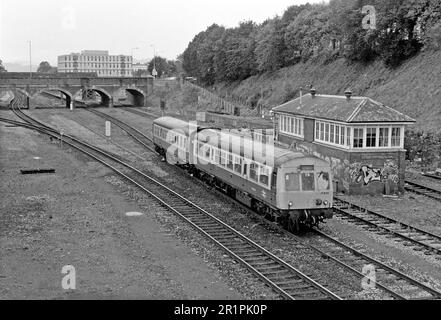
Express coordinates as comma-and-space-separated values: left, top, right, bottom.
242, 256, 273, 263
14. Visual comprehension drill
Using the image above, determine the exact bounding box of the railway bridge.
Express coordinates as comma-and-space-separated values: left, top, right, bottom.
0, 74, 153, 109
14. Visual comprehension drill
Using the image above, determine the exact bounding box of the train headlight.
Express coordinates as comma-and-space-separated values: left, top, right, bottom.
323, 200, 329, 206
315, 199, 322, 206
288, 201, 293, 208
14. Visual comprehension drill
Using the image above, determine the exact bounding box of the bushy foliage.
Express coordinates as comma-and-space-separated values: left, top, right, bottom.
0, 59, 6, 72
148, 56, 176, 78
182, 0, 439, 85
405, 130, 441, 166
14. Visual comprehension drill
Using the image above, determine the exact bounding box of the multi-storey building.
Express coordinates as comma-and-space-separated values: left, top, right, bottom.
57, 50, 133, 77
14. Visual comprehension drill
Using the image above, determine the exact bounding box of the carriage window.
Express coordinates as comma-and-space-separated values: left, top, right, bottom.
271, 171, 277, 189
227, 154, 234, 170
234, 157, 242, 174
198, 143, 205, 157
249, 163, 258, 182
285, 173, 300, 191
220, 151, 227, 166
215, 149, 220, 164
302, 173, 315, 191
317, 172, 330, 191
259, 166, 270, 186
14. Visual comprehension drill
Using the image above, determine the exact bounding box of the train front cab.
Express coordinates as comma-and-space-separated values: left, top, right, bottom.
276, 157, 333, 231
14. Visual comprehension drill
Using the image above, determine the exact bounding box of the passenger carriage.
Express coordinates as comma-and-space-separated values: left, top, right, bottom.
153, 117, 333, 232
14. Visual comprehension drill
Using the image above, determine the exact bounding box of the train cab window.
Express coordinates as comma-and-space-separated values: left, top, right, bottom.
317, 172, 330, 191
234, 157, 242, 174
285, 173, 300, 191
302, 173, 315, 191
227, 154, 234, 170
249, 163, 258, 182
259, 166, 270, 186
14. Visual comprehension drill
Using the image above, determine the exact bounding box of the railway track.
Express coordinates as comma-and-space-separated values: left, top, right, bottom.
333, 197, 441, 258
199, 179, 441, 300
5, 99, 343, 300
85, 108, 155, 152
121, 107, 160, 119
405, 180, 441, 202
66, 108, 441, 300
422, 173, 441, 181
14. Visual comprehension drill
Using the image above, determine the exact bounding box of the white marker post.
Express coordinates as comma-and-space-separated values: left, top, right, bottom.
60, 129, 64, 148
105, 121, 111, 137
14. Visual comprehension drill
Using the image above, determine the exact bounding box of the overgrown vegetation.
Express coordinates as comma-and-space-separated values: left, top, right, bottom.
405, 130, 441, 168
183, 0, 440, 85
0, 59, 7, 72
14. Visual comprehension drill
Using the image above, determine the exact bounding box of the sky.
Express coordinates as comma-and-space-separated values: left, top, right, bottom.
0, 0, 327, 70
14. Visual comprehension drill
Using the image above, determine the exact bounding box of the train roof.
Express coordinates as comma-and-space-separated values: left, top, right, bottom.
198, 128, 318, 167
154, 117, 190, 131
154, 116, 215, 135
154, 117, 328, 168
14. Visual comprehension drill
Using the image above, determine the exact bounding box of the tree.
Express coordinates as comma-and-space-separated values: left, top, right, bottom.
0, 59, 7, 72
148, 56, 170, 78
37, 61, 51, 73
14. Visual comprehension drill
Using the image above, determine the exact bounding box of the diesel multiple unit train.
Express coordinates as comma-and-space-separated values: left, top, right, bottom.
153, 116, 333, 232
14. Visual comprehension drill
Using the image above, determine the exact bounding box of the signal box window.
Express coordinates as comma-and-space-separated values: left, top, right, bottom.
391, 127, 401, 147
301, 173, 315, 191
353, 128, 364, 148
285, 173, 300, 191
366, 128, 377, 147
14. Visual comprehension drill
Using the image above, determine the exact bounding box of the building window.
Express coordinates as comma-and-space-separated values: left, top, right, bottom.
279, 115, 304, 137
391, 127, 401, 147
315, 120, 348, 148
353, 128, 364, 148
330, 124, 335, 143
379, 128, 389, 147
366, 127, 377, 147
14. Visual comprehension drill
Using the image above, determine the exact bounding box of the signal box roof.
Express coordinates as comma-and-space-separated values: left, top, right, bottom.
272, 94, 415, 123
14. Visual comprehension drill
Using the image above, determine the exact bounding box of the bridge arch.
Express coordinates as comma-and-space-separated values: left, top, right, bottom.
38, 87, 73, 109
12, 88, 31, 109
125, 87, 145, 107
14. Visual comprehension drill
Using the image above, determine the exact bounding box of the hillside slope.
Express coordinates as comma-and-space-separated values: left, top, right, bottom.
216, 50, 441, 132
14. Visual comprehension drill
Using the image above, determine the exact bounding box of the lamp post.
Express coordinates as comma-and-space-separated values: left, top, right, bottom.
150, 44, 157, 78
131, 47, 139, 77
29, 41, 32, 80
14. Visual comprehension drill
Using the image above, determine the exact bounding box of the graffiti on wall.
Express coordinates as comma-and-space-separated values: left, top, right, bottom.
292, 142, 400, 193
348, 161, 400, 186
348, 163, 381, 185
